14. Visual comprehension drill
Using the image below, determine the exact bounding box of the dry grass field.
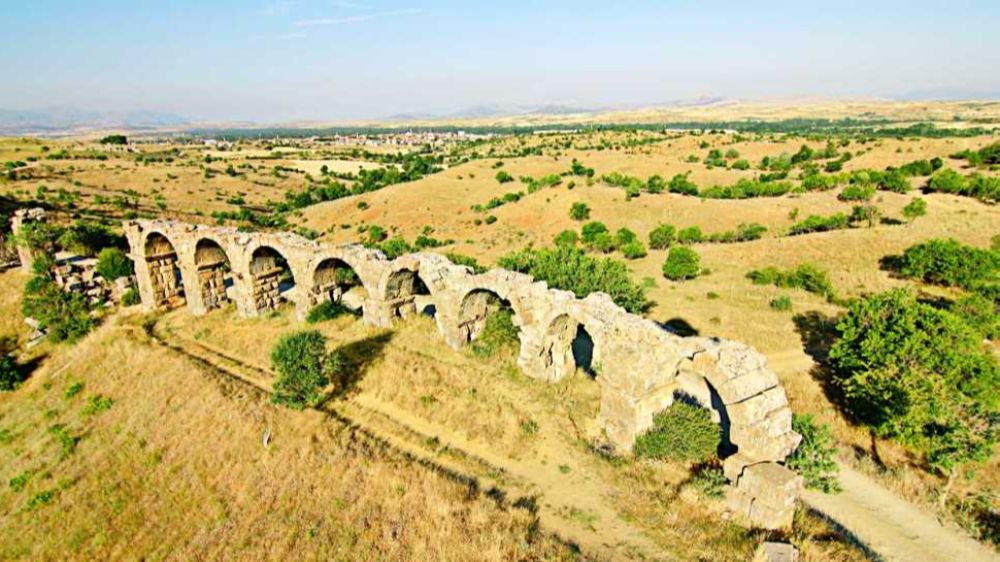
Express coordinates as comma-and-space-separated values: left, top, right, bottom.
0, 101, 998, 560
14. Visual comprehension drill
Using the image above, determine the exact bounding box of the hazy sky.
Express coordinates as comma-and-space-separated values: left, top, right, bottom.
2, 0, 999, 122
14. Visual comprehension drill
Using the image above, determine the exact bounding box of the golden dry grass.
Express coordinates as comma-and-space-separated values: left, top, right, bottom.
153, 304, 870, 562
0, 309, 581, 561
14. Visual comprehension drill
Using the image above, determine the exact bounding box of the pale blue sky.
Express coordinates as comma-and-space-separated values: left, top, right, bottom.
1, 0, 998, 122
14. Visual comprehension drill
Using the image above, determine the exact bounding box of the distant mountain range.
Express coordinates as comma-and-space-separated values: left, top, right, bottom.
383, 97, 729, 122
0, 107, 189, 135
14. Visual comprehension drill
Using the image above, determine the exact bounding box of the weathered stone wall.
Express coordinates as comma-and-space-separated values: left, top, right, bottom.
10, 207, 46, 273
122, 218, 803, 529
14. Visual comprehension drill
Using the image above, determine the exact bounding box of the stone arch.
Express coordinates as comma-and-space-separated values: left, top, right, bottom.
312, 257, 368, 313
193, 237, 233, 311
143, 231, 185, 308
247, 245, 296, 314
456, 288, 524, 345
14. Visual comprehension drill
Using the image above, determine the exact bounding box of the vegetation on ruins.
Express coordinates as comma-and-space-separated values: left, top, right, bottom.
634, 401, 720, 462
95, 247, 134, 281
306, 300, 354, 324
270, 330, 343, 409
470, 309, 519, 358
787, 414, 841, 493
21, 275, 96, 343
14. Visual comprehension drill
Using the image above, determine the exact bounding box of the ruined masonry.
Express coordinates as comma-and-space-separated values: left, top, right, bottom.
120, 218, 804, 529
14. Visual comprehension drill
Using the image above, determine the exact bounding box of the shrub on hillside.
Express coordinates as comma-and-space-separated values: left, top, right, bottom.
634, 400, 719, 462
270, 330, 343, 409
95, 247, 133, 281
898, 238, 998, 290
553, 229, 579, 248
668, 173, 699, 196
769, 295, 792, 311
901, 197, 927, 223
951, 293, 998, 340
0, 336, 22, 391
569, 202, 590, 221
648, 224, 676, 250
829, 289, 999, 484
788, 213, 850, 236
746, 263, 835, 300
580, 221, 609, 245
787, 414, 842, 493
620, 240, 647, 260
677, 226, 704, 244
497, 245, 647, 313
21, 276, 96, 343
662, 246, 701, 281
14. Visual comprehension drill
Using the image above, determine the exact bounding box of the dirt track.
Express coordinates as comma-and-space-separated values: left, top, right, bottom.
804, 464, 998, 562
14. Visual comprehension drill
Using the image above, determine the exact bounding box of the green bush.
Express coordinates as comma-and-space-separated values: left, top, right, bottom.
270, 331, 343, 409
379, 236, 411, 259
838, 184, 875, 202
634, 401, 719, 462
498, 245, 647, 313
662, 247, 701, 281
21, 276, 96, 343
0, 354, 22, 391
569, 202, 591, 221
620, 240, 647, 260
829, 289, 999, 476
687, 466, 728, 499
746, 263, 835, 300
553, 229, 579, 248
899, 239, 998, 290
901, 197, 927, 222
668, 173, 699, 196
306, 300, 353, 324
677, 226, 704, 244
121, 288, 140, 306
787, 414, 842, 493
769, 295, 792, 311
580, 221, 608, 245
95, 247, 133, 281
495, 171, 513, 183
445, 253, 487, 273
788, 213, 850, 235
470, 309, 519, 358
648, 224, 676, 249
952, 293, 998, 340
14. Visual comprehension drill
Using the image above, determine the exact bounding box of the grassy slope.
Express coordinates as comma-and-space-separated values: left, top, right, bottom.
0, 285, 579, 561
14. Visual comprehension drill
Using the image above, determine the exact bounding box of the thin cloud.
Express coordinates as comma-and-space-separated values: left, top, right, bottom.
295, 8, 422, 27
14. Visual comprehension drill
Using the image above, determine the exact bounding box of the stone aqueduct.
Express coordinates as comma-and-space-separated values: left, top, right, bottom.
123, 219, 804, 529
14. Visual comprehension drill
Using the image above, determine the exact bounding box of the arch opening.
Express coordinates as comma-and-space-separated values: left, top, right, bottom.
312, 257, 367, 314
384, 268, 434, 319
572, 324, 596, 378
458, 289, 520, 346
249, 246, 296, 314
458, 289, 520, 342
671, 372, 737, 459
194, 238, 233, 310
144, 232, 185, 308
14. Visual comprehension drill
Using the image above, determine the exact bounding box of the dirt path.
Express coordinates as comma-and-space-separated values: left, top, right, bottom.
765, 349, 998, 562
804, 464, 998, 562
